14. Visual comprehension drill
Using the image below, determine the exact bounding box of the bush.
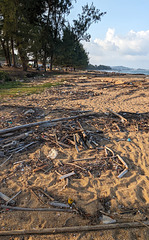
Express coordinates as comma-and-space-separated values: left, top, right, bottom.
0, 71, 12, 82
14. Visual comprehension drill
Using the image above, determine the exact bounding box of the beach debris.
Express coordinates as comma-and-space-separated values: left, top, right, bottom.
6, 190, 22, 205
0, 112, 97, 136
0, 154, 13, 167
0, 192, 15, 205
1, 205, 75, 213
127, 138, 131, 142
59, 171, 75, 180
68, 198, 74, 206
49, 201, 70, 208
73, 134, 79, 152
107, 108, 127, 123
30, 187, 54, 203
24, 109, 35, 115
101, 215, 116, 224
1, 221, 149, 236
117, 154, 128, 178
47, 148, 58, 159
104, 146, 115, 157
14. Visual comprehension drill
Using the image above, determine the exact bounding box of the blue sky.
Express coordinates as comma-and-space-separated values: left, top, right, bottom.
68, 0, 149, 68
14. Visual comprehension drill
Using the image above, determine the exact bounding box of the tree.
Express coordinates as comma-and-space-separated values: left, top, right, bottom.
72, 3, 106, 41
38, 0, 75, 71
0, 0, 46, 70
0, 1, 106, 71
55, 27, 88, 69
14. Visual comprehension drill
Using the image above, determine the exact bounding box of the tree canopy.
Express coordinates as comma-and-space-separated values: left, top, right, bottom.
0, 0, 106, 71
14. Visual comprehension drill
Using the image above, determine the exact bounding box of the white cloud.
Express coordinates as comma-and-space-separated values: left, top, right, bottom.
83, 28, 149, 68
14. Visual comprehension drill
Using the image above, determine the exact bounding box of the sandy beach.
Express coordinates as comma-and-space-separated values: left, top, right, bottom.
0, 71, 149, 240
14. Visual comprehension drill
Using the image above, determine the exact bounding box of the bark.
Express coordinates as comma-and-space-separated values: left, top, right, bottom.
50, 53, 53, 71
0, 221, 149, 236
17, 44, 28, 71
6, 39, 11, 66
11, 38, 16, 67
1, 39, 11, 66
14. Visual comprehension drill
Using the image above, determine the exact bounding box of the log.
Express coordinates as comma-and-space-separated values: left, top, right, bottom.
0, 221, 149, 236
0, 113, 97, 135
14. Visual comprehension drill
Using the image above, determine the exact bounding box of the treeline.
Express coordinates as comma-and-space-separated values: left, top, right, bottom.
88, 64, 111, 70
0, 0, 106, 71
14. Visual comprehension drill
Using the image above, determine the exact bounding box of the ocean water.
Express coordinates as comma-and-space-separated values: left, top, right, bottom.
105, 69, 149, 75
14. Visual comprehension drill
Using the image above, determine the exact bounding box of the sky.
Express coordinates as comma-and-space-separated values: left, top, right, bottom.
68, 0, 149, 69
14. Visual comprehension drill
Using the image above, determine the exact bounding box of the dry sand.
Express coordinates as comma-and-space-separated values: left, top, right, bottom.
0, 71, 149, 240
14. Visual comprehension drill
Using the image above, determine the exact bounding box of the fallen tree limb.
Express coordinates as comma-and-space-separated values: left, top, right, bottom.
0, 113, 97, 135
1, 205, 75, 213
0, 221, 149, 236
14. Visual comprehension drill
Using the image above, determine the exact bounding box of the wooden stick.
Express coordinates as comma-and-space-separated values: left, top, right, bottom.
66, 162, 86, 171
107, 108, 127, 123
1, 205, 75, 213
0, 154, 13, 167
73, 134, 79, 153
0, 192, 15, 205
0, 221, 149, 236
6, 190, 22, 205
0, 113, 97, 135
72, 157, 96, 162
15, 141, 37, 153
59, 171, 75, 180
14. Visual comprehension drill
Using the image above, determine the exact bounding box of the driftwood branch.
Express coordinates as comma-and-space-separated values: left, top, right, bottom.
1, 205, 75, 213
107, 108, 127, 123
0, 221, 149, 236
0, 113, 97, 136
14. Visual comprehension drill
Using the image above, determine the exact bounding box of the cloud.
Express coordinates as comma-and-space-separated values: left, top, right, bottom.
83, 28, 149, 68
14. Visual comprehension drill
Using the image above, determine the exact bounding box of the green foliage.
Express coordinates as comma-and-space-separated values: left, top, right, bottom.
0, 79, 63, 98
0, 71, 12, 82
87, 64, 112, 70
0, 1, 106, 71
55, 27, 89, 69
72, 3, 106, 41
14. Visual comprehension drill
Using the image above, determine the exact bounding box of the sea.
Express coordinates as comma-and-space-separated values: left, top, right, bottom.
103, 68, 149, 75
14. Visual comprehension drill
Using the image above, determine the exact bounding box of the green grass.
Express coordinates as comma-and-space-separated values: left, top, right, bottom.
0, 80, 62, 98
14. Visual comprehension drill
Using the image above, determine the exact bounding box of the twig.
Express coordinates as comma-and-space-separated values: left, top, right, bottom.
66, 162, 86, 171
15, 142, 37, 153
6, 190, 22, 205
107, 108, 127, 123
72, 157, 96, 162
59, 171, 75, 180
104, 146, 115, 157
0, 154, 13, 167
73, 134, 79, 152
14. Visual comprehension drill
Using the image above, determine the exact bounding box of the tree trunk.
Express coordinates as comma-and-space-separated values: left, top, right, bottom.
6, 39, 11, 66
17, 43, 28, 71
1, 39, 11, 66
11, 38, 16, 67
33, 52, 38, 68
43, 46, 47, 72
50, 53, 53, 71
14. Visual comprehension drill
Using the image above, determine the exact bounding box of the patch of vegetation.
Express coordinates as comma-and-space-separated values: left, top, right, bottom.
0, 71, 12, 82
0, 80, 62, 99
